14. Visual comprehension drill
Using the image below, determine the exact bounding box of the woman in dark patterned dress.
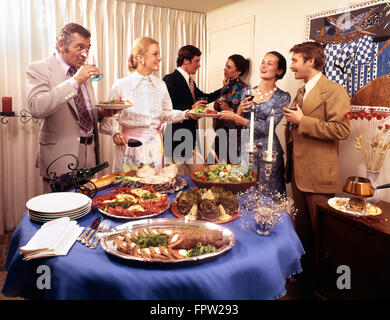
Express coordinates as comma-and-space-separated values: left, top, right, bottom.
219, 51, 290, 194
213, 54, 249, 163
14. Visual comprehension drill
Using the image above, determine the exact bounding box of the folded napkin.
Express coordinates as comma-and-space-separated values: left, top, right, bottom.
20, 217, 84, 261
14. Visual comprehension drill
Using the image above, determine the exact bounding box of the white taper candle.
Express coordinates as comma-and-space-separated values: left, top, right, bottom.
249, 110, 254, 152
266, 109, 274, 161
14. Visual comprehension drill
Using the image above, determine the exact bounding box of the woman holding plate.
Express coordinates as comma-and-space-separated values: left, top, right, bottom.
99, 37, 195, 172
219, 51, 290, 194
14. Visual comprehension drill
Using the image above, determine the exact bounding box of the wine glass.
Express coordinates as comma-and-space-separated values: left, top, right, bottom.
215, 88, 228, 109
86, 51, 104, 81
243, 87, 254, 101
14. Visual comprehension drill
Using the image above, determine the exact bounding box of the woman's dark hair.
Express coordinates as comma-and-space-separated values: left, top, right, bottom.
228, 54, 250, 77
267, 51, 287, 80
176, 45, 202, 67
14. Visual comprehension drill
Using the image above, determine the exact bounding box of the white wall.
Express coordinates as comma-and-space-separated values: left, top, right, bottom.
206, 0, 390, 202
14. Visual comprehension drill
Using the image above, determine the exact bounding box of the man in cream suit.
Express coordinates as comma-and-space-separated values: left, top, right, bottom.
283, 41, 350, 284
27, 23, 113, 193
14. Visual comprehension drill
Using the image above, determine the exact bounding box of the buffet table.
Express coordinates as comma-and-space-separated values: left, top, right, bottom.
2, 177, 304, 300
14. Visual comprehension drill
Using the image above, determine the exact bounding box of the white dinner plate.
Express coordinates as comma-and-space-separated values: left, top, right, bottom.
28, 206, 91, 222
26, 192, 92, 214
29, 204, 91, 218
95, 104, 132, 110
28, 199, 91, 216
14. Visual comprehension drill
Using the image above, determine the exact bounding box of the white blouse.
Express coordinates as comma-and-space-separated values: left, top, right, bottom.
100, 71, 186, 136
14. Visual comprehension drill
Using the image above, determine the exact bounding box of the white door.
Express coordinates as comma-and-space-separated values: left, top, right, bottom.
200, 18, 254, 163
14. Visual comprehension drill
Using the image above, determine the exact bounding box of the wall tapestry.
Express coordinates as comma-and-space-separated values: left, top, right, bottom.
306, 0, 390, 100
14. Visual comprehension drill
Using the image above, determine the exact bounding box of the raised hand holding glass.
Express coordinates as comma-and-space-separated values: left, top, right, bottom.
86, 51, 104, 81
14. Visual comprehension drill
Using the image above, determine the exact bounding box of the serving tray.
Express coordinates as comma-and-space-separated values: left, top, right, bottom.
100, 218, 235, 263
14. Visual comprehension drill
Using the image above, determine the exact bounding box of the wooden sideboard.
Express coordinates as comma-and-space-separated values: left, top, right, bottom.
314, 200, 390, 300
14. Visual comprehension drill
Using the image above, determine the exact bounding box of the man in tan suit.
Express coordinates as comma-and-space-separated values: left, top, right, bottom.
27, 23, 114, 193
283, 42, 350, 284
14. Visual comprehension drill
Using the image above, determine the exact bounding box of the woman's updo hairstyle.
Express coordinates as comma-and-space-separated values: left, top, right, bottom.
228, 54, 250, 77
128, 37, 159, 72
267, 51, 287, 80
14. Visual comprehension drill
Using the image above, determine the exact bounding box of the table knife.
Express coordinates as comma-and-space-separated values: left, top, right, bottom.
77, 217, 102, 242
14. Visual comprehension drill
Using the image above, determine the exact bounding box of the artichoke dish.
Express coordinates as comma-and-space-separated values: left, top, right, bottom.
174, 187, 239, 223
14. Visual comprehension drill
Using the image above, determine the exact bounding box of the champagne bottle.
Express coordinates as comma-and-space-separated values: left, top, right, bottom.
74, 161, 109, 181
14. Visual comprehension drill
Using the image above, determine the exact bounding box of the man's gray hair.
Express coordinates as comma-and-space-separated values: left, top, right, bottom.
55, 23, 91, 51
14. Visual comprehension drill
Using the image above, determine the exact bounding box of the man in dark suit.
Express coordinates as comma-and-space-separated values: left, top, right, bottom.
163, 45, 221, 174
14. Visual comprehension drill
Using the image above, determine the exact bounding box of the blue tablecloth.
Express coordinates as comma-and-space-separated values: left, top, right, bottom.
2, 177, 304, 300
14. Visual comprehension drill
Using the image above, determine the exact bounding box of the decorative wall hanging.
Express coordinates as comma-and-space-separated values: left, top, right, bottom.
306, 0, 390, 99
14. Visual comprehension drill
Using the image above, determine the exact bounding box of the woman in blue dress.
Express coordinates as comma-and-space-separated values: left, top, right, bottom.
219, 51, 290, 194
212, 54, 249, 163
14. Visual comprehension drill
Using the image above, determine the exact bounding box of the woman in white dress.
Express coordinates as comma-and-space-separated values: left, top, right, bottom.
100, 37, 193, 172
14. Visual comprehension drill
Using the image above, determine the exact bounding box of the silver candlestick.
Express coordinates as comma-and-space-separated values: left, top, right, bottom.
261, 150, 278, 181
247, 142, 263, 184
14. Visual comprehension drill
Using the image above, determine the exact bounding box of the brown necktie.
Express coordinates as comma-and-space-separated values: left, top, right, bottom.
288, 85, 306, 131
189, 76, 196, 102
68, 67, 93, 132
295, 85, 306, 108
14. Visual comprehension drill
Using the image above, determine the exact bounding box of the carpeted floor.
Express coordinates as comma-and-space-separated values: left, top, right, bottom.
0, 231, 23, 300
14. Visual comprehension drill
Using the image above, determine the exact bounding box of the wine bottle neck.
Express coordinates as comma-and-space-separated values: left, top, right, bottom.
76, 161, 109, 178
87, 161, 109, 176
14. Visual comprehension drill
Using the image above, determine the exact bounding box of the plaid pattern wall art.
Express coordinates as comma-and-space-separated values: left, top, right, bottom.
306, 1, 390, 98
324, 35, 378, 97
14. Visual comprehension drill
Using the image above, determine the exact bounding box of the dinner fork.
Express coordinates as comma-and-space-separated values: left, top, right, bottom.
90, 220, 110, 249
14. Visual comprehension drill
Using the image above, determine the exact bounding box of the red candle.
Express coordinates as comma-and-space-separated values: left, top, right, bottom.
2, 97, 12, 113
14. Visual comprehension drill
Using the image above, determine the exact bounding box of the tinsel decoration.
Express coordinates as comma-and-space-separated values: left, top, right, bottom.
238, 184, 297, 235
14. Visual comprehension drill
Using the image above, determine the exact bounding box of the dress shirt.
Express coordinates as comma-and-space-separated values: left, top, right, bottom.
177, 67, 191, 89
55, 53, 93, 137
100, 71, 186, 137
303, 71, 322, 101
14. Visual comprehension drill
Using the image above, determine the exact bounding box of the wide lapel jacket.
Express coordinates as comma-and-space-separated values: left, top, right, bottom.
27, 54, 100, 177
288, 74, 351, 193
49, 55, 98, 124
48, 54, 99, 154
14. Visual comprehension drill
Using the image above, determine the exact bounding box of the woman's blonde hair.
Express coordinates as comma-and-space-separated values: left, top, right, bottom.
128, 37, 159, 72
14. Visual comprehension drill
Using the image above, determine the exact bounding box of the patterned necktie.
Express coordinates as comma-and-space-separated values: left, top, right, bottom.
288, 85, 306, 131
295, 85, 306, 108
189, 76, 196, 102
68, 67, 93, 132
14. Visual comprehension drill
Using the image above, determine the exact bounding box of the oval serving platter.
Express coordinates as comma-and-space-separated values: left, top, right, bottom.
99, 218, 236, 263
98, 199, 171, 220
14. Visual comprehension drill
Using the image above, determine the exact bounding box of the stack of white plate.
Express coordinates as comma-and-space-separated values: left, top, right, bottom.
26, 192, 92, 223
